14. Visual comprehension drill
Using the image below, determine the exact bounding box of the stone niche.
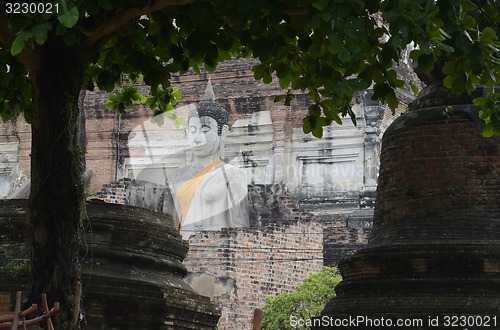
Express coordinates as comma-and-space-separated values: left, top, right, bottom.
0, 199, 219, 329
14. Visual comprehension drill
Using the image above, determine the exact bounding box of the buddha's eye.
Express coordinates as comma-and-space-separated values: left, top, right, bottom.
201, 125, 211, 133
189, 126, 197, 134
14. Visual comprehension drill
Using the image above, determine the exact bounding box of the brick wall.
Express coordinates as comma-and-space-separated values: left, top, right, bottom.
183, 222, 323, 330
95, 178, 131, 204
369, 106, 500, 245
0, 117, 31, 178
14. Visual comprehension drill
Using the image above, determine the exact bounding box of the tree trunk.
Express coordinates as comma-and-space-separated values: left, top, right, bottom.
27, 40, 85, 329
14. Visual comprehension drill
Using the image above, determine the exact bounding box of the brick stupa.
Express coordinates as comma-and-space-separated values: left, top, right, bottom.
319, 70, 500, 327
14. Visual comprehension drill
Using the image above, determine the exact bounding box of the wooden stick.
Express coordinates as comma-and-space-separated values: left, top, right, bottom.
0, 305, 37, 323
10, 292, 21, 330
0, 292, 59, 329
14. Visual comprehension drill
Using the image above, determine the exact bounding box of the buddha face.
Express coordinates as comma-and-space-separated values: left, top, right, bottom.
187, 116, 221, 159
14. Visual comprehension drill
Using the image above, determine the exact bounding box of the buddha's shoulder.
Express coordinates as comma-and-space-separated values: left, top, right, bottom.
167, 166, 196, 184
221, 163, 247, 180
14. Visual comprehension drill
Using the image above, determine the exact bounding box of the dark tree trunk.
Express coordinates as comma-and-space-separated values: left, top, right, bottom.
27, 40, 85, 329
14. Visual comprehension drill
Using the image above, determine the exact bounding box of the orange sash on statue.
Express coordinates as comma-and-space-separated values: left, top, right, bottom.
176, 160, 221, 229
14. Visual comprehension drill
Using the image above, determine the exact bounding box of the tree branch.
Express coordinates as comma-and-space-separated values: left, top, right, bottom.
84, 0, 195, 49
0, 11, 16, 49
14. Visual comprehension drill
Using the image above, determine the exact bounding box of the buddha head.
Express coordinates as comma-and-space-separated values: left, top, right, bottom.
187, 80, 229, 159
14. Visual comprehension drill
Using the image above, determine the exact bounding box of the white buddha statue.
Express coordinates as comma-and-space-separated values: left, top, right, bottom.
164, 81, 249, 239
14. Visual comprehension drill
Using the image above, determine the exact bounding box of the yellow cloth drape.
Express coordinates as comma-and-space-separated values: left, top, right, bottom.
176, 160, 221, 229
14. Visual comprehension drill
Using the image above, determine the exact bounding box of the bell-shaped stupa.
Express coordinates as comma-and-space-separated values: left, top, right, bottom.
319, 70, 500, 327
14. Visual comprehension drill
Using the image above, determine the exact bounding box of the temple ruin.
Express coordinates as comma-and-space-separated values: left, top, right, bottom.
0, 57, 419, 328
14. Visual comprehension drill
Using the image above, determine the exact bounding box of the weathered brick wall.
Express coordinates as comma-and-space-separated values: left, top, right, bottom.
322, 212, 373, 265
183, 222, 323, 330
0, 117, 31, 181
369, 106, 500, 245
95, 178, 131, 204
81, 89, 120, 191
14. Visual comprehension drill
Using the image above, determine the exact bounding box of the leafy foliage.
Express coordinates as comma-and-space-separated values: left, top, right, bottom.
261, 266, 342, 330
0, 0, 499, 136
0, 260, 30, 279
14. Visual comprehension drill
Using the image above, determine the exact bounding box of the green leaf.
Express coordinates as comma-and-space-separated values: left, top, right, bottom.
148, 21, 162, 36
172, 116, 186, 128
482, 122, 495, 137
372, 83, 391, 100
443, 74, 455, 89
473, 97, 485, 107
386, 69, 403, 88
274, 95, 286, 103
328, 34, 343, 54
317, 116, 332, 127
144, 69, 162, 88
312, 124, 323, 138
338, 48, 351, 63
409, 48, 421, 62
252, 64, 265, 80
480, 27, 497, 44
96, 70, 118, 92
303, 116, 313, 134
461, 1, 478, 11
278, 74, 292, 89
450, 73, 466, 94
204, 43, 219, 70
462, 16, 476, 30
381, 43, 399, 64
58, 0, 80, 28
1, 111, 13, 121
347, 107, 357, 126
8, 16, 32, 32
274, 62, 288, 79
417, 53, 435, 74
409, 81, 420, 95
321, 12, 332, 22
386, 89, 399, 111
309, 104, 321, 117
284, 93, 295, 106
11, 31, 33, 56
262, 68, 273, 84
347, 77, 371, 91
433, 40, 455, 53
151, 114, 165, 126
31, 23, 51, 45
324, 106, 342, 125
171, 88, 182, 99
358, 66, 374, 88
23, 106, 32, 124
312, 0, 330, 11
442, 61, 457, 75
